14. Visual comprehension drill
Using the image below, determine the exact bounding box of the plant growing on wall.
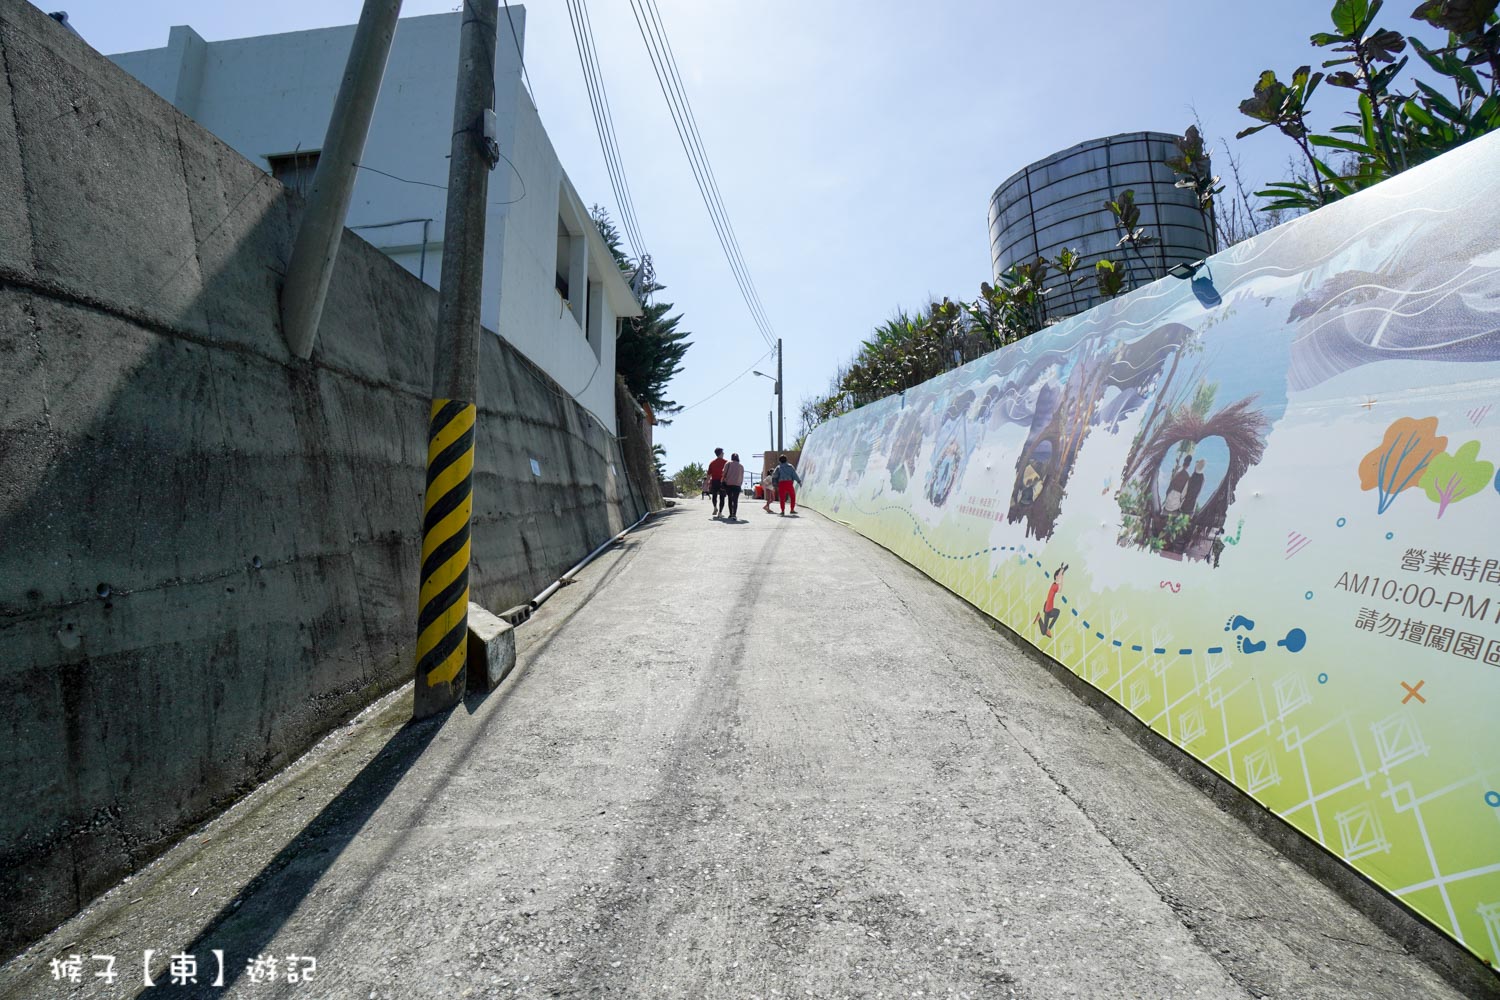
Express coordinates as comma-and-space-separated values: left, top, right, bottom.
1420, 439, 1493, 516
1358, 415, 1448, 513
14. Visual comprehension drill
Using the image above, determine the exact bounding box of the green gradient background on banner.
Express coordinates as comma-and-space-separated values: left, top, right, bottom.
800, 133, 1500, 967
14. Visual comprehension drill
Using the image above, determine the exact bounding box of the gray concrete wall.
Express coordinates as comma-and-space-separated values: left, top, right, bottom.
0, 2, 646, 958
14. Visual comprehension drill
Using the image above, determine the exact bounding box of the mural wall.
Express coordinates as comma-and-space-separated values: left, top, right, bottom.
800, 132, 1500, 967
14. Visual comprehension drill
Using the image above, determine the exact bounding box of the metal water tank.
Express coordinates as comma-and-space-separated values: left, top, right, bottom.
988, 132, 1213, 320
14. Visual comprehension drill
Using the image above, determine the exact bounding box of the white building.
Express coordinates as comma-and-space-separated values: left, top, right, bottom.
110, 8, 638, 430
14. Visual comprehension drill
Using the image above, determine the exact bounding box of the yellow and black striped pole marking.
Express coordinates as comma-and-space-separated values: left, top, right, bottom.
416, 398, 476, 701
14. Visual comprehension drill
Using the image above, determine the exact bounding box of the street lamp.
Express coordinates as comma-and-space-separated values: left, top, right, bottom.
753, 364, 783, 452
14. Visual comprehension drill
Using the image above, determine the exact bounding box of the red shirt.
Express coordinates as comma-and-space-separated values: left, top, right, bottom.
1044, 582, 1059, 613
707, 457, 727, 481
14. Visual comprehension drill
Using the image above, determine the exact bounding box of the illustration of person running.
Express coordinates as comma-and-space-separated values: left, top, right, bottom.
1033, 563, 1068, 638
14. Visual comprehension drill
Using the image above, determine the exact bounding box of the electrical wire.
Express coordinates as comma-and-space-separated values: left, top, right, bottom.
626, 0, 779, 351
639, 0, 776, 346
355, 160, 526, 207
676, 347, 775, 413
629, 0, 769, 348
577, 0, 649, 257
564, 0, 648, 261
501, 0, 536, 107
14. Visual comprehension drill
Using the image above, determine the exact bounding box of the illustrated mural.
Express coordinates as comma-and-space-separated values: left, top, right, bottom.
799, 131, 1500, 968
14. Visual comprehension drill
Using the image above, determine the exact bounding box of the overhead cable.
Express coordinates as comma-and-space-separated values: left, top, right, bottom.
626, 0, 779, 350
639, 0, 777, 345
677, 347, 776, 412
577, 0, 649, 258
565, 0, 648, 261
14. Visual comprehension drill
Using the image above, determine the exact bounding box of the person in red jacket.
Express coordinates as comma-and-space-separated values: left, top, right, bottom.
707, 447, 728, 518
1033, 563, 1068, 638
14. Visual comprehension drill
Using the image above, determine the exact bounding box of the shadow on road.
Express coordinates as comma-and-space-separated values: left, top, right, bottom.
136, 713, 444, 998
139, 509, 678, 997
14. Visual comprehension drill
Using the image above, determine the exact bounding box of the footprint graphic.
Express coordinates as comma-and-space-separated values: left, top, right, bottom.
1277, 628, 1307, 653
1236, 635, 1266, 655
1224, 614, 1256, 633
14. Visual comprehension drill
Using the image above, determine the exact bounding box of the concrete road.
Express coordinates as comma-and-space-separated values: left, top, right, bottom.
1, 499, 1487, 999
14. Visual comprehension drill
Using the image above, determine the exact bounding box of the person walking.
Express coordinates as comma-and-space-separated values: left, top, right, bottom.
707, 447, 728, 518
772, 454, 802, 516
720, 452, 746, 520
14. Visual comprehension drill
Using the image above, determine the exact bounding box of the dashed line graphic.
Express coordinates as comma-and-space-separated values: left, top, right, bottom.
842, 498, 1247, 659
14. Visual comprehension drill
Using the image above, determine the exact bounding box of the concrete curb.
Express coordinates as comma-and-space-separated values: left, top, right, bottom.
465, 601, 516, 693
804, 506, 1500, 998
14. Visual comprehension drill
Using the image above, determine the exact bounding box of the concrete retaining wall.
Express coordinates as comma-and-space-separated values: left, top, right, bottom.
0, 3, 648, 958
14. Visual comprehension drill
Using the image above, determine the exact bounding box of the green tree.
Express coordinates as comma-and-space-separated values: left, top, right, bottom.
673, 461, 708, 497
591, 207, 692, 418
1420, 439, 1493, 517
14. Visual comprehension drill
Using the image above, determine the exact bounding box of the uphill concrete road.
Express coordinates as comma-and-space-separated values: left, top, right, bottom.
1, 498, 1483, 1000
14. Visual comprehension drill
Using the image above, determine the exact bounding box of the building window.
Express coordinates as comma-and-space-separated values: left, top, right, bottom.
268, 150, 320, 197
555, 201, 588, 328
556, 215, 572, 302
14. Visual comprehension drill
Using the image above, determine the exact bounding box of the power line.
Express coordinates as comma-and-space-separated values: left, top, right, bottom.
577, 0, 649, 257
639, 0, 777, 346
629, 0, 773, 350
565, 0, 648, 261
354, 160, 526, 206
626, 0, 779, 351
677, 347, 775, 412
501, 0, 536, 107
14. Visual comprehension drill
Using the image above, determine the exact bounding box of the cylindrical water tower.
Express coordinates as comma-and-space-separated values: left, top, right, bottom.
988, 132, 1213, 320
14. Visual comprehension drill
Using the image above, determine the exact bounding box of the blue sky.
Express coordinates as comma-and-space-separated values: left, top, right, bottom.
44, 0, 1445, 472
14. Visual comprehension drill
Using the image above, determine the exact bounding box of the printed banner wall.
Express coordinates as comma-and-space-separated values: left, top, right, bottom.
801, 132, 1500, 966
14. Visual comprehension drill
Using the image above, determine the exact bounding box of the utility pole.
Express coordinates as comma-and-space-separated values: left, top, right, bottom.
776, 337, 784, 453
414, 0, 500, 720
281, 0, 403, 359
768, 411, 774, 455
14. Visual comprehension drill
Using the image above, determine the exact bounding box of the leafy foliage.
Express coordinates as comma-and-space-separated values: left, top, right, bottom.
1092, 258, 1128, 299
1164, 126, 1225, 253
591, 207, 692, 418
672, 461, 707, 497
1238, 1, 1500, 212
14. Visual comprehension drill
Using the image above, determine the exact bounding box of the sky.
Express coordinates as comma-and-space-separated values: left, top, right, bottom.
44, 0, 1447, 473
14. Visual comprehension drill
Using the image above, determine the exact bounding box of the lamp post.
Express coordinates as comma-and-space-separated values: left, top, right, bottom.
753, 339, 784, 453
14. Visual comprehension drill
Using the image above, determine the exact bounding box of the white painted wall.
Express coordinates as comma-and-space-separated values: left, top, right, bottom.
110, 8, 637, 430
492, 91, 635, 422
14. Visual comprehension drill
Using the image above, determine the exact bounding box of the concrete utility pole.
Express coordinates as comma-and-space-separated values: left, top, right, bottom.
414, 0, 501, 719
776, 337, 784, 453
280, 0, 403, 359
